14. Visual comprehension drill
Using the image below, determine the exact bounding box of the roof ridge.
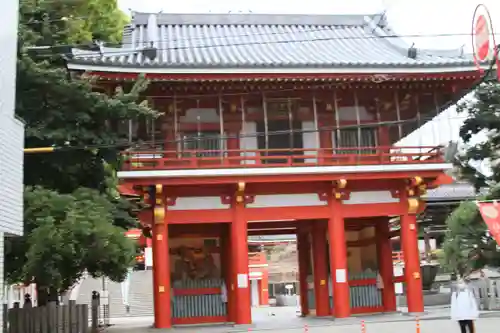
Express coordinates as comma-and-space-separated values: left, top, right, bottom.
131, 11, 384, 27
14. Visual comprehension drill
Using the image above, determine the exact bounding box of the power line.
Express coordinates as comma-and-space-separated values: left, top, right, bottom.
23, 32, 498, 154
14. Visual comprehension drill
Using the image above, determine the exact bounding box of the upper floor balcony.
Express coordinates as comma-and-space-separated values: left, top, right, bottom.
121, 145, 444, 172
116, 88, 456, 180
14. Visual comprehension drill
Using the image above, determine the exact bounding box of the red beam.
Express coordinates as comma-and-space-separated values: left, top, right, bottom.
143, 203, 406, 224
124, 170, 445, 186
248, 221, 311, 229
248, 229, 296, 236
163, 179, 404, 197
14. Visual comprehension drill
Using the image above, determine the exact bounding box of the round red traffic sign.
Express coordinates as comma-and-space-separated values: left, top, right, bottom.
475, 14, 491, 61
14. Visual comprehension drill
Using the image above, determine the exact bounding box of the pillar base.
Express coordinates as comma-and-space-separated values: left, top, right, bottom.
401, 311, 427, 317
149, 323, 174, 331
232, 324, 254, 329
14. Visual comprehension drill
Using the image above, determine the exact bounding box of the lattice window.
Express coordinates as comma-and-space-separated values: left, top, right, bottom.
180, 131, 223, 157
335, 127, 377, 154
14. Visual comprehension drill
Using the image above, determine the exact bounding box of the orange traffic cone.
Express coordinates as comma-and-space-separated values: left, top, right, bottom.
361, 320, 366, 333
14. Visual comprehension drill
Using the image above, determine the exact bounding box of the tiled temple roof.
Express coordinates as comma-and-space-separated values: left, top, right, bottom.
67, 12, 477, 72
424, 182, 483, 202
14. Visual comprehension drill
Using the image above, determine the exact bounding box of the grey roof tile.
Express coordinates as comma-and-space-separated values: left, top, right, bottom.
68, 12, 475, 70
424, 182, 482, 201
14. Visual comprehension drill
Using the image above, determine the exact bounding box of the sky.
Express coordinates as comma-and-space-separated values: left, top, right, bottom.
116, 0, 500, 170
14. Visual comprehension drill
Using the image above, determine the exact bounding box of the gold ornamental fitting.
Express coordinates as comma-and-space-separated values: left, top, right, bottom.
236, 195, 244, 203
412, 176, 423, 186
334, 192, 342, 199
237, 181, 246, 192
155, 184, 163, 195
336, 179, 347, 189
154, 206, 165, 223
408, 198, 420, 214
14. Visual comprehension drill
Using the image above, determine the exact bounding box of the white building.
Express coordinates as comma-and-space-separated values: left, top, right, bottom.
0, 0, 25, 327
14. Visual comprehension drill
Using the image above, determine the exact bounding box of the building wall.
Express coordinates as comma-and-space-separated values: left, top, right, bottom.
0, 1, 24, 329
0, 0, 24, 235
0, 116, 24, 236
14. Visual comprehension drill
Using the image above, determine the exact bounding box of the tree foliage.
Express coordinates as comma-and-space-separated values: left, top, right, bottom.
19, 0, 128, 47
442, 200, 500, 277
442, 82, 500, 275
6, 187, 136, 298
456, 82, 500, 190
5, 1, 150, 301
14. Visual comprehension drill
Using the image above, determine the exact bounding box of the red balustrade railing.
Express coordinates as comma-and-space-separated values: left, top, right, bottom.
121, 146, 444, 171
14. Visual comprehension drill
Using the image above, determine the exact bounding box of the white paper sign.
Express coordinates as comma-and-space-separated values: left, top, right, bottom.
237, 274, 248, 288
335, 269, 347, 283
144, 247, 153, 267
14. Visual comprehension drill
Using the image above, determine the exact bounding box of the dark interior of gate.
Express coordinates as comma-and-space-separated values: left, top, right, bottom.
162, 216, 399, 324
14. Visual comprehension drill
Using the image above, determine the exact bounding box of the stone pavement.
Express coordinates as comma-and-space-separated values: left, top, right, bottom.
103, 317, 500, 332
103, 306, 500, 332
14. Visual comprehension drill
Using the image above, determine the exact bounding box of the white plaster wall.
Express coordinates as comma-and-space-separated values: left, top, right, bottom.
247, 194, 326, 208
170, 192, 400, 210
301, 121, 318, 163
343, 191, 398, 205
240, 121, 258, 164
169, 197, 229, 210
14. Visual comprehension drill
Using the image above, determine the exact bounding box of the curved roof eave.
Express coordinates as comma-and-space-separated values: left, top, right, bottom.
66, 62, 483, 76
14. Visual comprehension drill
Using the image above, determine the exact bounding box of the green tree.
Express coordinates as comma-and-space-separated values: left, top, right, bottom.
456, 82, 500, 190
6, 187, 136, 304
19, 0, 128, 46
5, 1, 152, 303
441, 82, 500, 275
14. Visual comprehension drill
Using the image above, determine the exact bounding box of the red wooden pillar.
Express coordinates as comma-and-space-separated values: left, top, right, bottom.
401, 213, 424, 313
376, 219, 397, 312
152, 186, 171, 328
259, 269, 269, 306
297, 230, 310, 316
327, 198, 350, 318
311, 221, 330, 316
230, 198, 251, 324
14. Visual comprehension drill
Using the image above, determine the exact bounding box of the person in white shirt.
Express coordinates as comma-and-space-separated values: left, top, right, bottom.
450, 279, 479, 333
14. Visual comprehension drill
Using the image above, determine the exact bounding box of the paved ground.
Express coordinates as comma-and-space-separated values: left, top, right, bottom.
102, 317, 500, 332
103, 306, 500, 332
